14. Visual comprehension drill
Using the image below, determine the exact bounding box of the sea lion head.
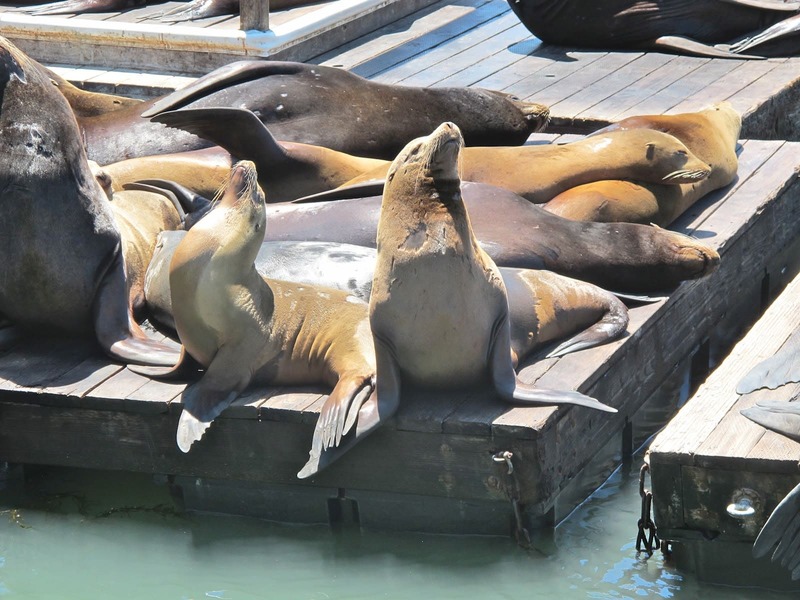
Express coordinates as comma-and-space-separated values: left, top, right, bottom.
656, 227, 720, 280
386, 121, 464, 196
643, 133, 712, 184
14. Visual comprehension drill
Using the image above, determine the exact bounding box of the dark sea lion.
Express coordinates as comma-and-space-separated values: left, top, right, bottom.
342, 128, 711, 203
163, 160, 381, 453
70, 60, 550, 165
545, 103, 742, 225
263, 181, 719, 293
0, 37, 178, 367
506, 0, 800, 58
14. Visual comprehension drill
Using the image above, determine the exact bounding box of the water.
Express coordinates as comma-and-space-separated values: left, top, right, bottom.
0, 462, 793, 600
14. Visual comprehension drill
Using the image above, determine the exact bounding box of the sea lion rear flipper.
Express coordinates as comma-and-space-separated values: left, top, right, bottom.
730, 14, 800, 54
128, 346, 204, 380
490, 314, 617, 413
142, 61, 306, 118
176, 346, 251, 452
151, 107, 286, 169
651, 35, 764, 59
740, 400, 800, 442
737, 333, 800, 394
753, 483, 800, 575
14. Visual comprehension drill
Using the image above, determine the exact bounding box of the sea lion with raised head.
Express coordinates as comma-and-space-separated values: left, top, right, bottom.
298, 123, 620, 477
544, 103, 742, 225
161, 160, 382, 454
69, 60, 550, 165
0, 37, 178, 367
506, 0, 800, 58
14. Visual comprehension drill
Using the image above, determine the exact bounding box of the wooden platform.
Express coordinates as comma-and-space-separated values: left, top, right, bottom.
0, 139, 799, 535
649, 269, 800, 588
34, 0, 800, 139
0, 0, 439, 73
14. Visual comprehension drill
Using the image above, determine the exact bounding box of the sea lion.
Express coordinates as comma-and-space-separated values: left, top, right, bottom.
737, 330, 800, 394
544, 103, 742, 225
0, 36, 178, 367
261, 181, 719, 293
299, 122, 620, 477
506, 0, 800, 58
104, 109, 387, 203
341, 128, 711, 203
69, 59, 550, 165
145, 233, 629, 363
45, 68, 142, 118
162, 160, 382, 454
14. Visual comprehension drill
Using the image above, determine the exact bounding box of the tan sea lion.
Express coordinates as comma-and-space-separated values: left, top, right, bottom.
298, 122, 619, 478
162, 160, 381, 453
342, 128, 712, 203
544, 103, 742, 225
0, 36, 178, 367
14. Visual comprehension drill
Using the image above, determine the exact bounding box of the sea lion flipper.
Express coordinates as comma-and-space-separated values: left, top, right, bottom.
176, 348, 251, 452
141, 61, 306, 118
651, 35, 765, 59
546, 294, 628, 358
121, 181, 186, 223
753, 483, 800, 566
127, 179, 213, 228
730, 14, 800, 54
741, 401, 800, 442
291, 181, 387, 204
736, 340, 800, 394
151, 107, 286, 167
128, 346, 204, 380
490, 315, 616, 413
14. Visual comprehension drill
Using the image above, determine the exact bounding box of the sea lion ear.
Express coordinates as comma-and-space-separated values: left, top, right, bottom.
646, 143, 655, 160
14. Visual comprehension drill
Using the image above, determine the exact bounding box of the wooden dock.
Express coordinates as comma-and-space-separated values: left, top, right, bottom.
22, 0, 800, 139
649, 268, 800, 588
1, 139, 799, 535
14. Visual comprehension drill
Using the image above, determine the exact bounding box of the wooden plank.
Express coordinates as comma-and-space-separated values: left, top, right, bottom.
357, 0, 508, 80
372, 5, 515, 84
612, 59, 746, 119
511, 51, 615, 102
0, 337, 95, 392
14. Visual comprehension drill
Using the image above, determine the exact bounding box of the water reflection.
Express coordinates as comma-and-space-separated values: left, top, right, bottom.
0, 462, 794, 599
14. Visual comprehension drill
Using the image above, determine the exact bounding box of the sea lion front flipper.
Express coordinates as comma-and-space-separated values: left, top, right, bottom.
546, 295, 628, 358
93, 251, 182, 367
650, 35, 764, 59
730, 14, 800, 54
176, 345, 252, 452
129, 179, 213, 228
740, 400, 800, 442
298, 338, 401, 479
737, 333, 800, 394
142, 61, 307, 118
490, 314, 617, 413
121, 181, 187, 223
753, 483, 800, 577
151, 107, 286, 172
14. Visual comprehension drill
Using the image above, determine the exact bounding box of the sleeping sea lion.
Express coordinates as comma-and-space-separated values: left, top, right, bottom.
543, 103, 742, 225
0, 36, 178, 367
298, 122, 619, 477
506, 0, 800, 58
69, 60, 550, 164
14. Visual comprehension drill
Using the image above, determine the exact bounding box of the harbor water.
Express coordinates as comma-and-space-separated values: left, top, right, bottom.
0, 456, 794, 600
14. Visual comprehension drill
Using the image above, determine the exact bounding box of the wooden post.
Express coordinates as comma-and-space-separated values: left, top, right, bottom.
240, 0, 269, 32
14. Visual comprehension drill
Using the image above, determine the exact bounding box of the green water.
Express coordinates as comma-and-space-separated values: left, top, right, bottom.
0, 461, 793, 600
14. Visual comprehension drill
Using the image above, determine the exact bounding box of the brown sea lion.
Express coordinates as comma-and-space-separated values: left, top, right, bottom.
261, 181, 719, 293
543, 103, 742, 225
103, 109, 387, 203
341, 128, 711, 203
68, 60, 550, 165
0, 36, 179, 367
160, 160, 381, 453
506, 0, 800, 58
298, 122, 620, 476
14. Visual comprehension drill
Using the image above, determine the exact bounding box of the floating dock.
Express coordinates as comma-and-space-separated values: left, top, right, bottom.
649, 269, 800, 589
0, 139, 799, 535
